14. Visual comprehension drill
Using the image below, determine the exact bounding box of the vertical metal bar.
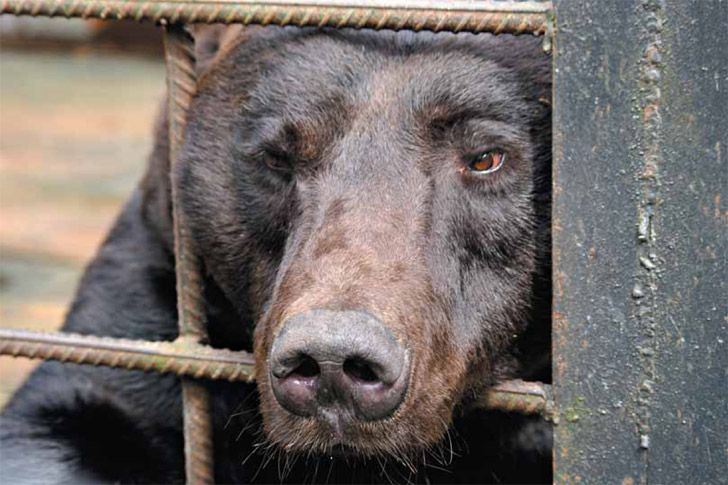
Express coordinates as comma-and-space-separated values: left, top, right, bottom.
164, 24, 215, 484
552, 1, 727, 483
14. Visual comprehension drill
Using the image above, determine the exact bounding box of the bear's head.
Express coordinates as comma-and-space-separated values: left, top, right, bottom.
169, 26, 550, 461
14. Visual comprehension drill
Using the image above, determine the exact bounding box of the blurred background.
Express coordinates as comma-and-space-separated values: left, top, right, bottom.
0, 17, 166, 407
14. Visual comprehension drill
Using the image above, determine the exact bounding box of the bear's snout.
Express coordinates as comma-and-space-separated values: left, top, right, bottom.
269, 309, 410, 425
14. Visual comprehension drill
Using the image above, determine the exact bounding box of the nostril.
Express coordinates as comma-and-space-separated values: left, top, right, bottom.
343, 358, 380, 383
270, 310, 409, 421
289, 355, 320, 379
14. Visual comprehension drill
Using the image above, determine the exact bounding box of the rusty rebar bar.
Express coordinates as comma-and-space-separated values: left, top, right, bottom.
165, 27, 205, 342
479, 379, 554, 419
0, 0, 551, 35
0, 328, 255, 380
0, 329, 552, 417
164, 24, 215, 484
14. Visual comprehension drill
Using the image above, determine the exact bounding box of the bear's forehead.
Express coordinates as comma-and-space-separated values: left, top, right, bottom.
211, 28, 532, 128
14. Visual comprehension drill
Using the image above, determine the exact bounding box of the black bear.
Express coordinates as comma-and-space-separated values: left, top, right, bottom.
0, 25, 552, 484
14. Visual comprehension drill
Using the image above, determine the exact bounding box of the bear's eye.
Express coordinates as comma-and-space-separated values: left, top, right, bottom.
263, 153, 293, 174
465, 151, 505, 174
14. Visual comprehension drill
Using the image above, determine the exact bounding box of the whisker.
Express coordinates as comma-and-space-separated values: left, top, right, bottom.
376, 454, 394, 485
325, 456, 335, 484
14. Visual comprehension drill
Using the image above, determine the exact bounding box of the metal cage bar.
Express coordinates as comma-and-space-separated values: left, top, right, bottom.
0, 1, 556, 483
0, 328, 256, 380
164, 24, 215, 484
0, 0, 552, 36
0, 329, 552, 416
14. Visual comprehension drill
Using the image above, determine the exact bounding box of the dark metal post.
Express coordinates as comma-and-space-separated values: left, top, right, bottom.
164, 24, 215, 484
552, 0, 727, 482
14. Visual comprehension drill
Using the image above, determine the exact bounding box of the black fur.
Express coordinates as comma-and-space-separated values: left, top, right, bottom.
1, 27, 551, 484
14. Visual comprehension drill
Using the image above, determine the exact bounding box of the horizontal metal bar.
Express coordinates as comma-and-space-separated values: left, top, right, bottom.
0, 328, 255, 381
480, 378, 554, 418
0, 0, 552, 35
140, 0, 552, 13
0, 328, 553, 416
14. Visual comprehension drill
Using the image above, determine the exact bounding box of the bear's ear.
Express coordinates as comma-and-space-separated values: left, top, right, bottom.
189, 25, 243, 76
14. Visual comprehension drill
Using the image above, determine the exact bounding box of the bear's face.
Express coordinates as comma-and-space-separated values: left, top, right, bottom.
179, 27, 550, 460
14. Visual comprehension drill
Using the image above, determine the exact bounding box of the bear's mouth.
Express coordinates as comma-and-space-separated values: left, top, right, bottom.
325, 444, 360, 460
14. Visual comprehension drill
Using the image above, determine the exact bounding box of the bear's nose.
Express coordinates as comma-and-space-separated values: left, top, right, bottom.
269, 310, 409, 422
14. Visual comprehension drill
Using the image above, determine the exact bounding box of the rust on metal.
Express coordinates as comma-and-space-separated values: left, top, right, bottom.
165, 25, 206, 342
0, 0, 551, 35
0, 328, 255, 380
182, 380, 214, 483
0, 329, 552, 417
479, 379, 554, 419
165, 24, 215, 484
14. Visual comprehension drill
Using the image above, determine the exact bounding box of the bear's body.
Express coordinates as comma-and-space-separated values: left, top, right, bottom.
1, 27, 551, 484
